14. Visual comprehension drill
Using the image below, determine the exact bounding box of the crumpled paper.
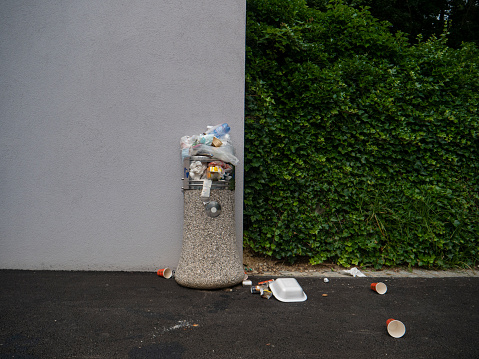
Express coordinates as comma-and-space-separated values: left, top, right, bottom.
189, 161, 206, 180
342, 267, 366, 277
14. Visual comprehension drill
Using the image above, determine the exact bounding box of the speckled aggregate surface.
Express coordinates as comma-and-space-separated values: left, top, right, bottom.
175, 189, 244, 289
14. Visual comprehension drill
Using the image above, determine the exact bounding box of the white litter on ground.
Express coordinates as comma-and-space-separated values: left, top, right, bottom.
342, 267, 367, 277
163, 320, 192, 332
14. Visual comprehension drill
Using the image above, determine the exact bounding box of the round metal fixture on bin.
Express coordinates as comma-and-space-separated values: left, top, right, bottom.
205, 201, 221, 218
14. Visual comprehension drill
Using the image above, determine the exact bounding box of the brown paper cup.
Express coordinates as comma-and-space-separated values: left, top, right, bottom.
371, 282, 387, 294
157, 268, 173, 279
386, 318, 406, 338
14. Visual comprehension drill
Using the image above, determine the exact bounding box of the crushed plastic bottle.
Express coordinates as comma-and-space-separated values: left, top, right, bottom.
205, 123, 230, 138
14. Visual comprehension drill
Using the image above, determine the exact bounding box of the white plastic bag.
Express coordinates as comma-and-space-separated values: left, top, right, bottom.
189, 143, 239, 166
180, 135, 198, 161
341, 267, 366, 277
189, 161, 206, 180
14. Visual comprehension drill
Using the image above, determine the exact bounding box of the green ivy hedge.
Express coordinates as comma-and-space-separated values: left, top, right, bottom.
244, 0, 479, 268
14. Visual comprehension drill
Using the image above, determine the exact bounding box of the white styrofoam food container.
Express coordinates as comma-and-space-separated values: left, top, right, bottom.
269, 278, 307, 302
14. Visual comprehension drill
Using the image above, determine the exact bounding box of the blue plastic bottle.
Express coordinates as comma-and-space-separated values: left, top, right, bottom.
206, 123, 230, 138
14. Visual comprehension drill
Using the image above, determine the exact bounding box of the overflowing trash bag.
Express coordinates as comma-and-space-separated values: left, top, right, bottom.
180, 123, 239, 166
180, 123, 238, 202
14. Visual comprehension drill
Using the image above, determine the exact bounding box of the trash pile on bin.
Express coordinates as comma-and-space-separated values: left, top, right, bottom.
180, 123, 239, 167
180, 123, 238, 202
188, 160, 234, 182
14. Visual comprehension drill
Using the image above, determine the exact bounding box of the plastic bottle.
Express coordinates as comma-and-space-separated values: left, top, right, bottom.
205, 123, 230, 138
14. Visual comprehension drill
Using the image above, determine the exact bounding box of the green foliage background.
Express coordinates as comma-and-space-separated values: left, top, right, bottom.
243, 0, 479, 268
306, 0, 479, 49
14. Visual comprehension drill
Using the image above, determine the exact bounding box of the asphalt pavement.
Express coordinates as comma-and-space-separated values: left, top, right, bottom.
1, 270, 478, 358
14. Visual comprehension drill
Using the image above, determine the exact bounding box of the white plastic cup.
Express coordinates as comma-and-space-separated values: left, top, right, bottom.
157, 268, 173, 279
371, 282, 387, 294
386, 318, 406, 338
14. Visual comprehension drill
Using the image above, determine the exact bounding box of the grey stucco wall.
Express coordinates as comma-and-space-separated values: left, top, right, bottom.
0, 1, 245, 271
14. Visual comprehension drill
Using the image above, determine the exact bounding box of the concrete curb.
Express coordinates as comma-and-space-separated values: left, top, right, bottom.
251, 268, 478, 278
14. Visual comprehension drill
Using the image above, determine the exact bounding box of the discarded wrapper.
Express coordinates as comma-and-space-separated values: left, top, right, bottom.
261, 290, 273, 299
251, 286, 264, 295
212, 137, 222, 147
242, 280, 253, 286
324, 278, 329, 283
189, 161, 206, 180
342, 267, 366, 277
206, 166, 223, 181
200, 179, 212, 201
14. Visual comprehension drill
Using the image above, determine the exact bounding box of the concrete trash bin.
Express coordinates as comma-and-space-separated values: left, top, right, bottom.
175, 156, 244, 289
